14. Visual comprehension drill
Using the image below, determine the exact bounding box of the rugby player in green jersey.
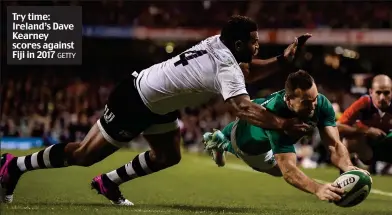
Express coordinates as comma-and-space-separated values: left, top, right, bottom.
204, 70, 367, 202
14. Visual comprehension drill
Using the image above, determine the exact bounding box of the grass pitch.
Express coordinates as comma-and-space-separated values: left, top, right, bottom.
1, 149, 392, 215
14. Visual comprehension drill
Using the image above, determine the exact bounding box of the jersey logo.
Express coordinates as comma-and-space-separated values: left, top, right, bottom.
103, 105, 115, 124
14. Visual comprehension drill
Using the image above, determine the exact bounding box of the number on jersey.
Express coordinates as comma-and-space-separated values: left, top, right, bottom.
174, 50, 207, 67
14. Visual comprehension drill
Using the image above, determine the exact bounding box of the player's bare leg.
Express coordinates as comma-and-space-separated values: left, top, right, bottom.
143, 128, 182, 170
96, 128, 181, 206
0, 123, 119, 203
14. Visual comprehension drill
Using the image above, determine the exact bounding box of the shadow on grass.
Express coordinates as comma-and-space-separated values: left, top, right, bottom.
154, 203, 258, 213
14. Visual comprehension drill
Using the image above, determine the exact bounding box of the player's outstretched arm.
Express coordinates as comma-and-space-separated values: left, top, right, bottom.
319, 126, 354, 172
319, 95, 369, 172
275, 153, 319, 194
243, 33, 312, 83
275, 152, 343, 201
226, 95, 310, 131
218, 63, 309, 132
226, 95, 285, 129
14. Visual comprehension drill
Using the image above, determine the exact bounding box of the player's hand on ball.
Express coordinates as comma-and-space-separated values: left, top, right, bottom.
283, 33, 312, 61
315, 183, 344, 202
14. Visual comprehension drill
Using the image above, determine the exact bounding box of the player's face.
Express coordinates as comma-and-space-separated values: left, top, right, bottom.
236, 31, 259, 63
287, 83, 318, 118
370, 83, 392, 110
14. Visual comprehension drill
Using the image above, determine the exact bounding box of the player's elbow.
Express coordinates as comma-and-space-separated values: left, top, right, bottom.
276, 158, 297, 182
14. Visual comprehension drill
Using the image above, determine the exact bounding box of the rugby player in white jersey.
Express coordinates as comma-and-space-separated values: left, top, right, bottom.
0, 15, 311, 206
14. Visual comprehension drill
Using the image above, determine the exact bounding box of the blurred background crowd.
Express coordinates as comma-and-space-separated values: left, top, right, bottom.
2, 1, 392, 174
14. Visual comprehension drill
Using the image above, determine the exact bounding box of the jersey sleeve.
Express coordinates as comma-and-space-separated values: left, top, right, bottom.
266, 130, 296, 154
338, 95, 370, 125
216, 65, 248, 101
318, 95, 337, 128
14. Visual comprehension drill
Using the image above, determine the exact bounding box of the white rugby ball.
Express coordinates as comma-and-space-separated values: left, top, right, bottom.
333, 170, 372, 207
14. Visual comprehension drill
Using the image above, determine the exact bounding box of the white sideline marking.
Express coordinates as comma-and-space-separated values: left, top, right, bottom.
225, 163, 392, 198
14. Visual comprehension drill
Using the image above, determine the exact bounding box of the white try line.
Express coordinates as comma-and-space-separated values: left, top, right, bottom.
225, 163, 392, 198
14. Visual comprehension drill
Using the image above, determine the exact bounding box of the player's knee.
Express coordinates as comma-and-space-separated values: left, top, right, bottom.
168, 152, 182, 166
162, 152, 181, 167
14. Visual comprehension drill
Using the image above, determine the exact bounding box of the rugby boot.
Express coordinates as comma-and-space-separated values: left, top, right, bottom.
91, 174, 134, 206
0, 153, 21, 203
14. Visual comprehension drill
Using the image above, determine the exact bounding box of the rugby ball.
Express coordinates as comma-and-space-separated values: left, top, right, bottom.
333, 170, 372, 207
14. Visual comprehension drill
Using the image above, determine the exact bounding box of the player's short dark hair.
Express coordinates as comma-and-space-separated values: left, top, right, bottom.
285, 70, 315, 98
220, 15, 258, 44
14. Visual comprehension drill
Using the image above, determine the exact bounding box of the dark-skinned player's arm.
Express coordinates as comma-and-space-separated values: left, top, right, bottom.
218, 62, 310, 132
226, 94, 308, 130
269, 132, 343, 201
242, 33, 312, 83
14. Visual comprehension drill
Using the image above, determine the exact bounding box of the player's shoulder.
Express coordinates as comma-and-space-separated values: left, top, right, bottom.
347, 94, 372, 110
202, 35, 238, 67
317, 93, 331, 104
253, 90, 285, 107
316, 93, 334, 111
357, 94, 372, 104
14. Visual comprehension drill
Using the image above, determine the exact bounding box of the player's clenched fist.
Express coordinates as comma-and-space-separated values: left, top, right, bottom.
315, 183, 344, 202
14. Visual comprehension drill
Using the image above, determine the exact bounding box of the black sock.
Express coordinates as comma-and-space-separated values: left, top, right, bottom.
14, 143, 70, 173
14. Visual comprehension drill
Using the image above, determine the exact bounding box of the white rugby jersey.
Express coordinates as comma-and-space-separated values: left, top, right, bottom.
136, 35, 248, 115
